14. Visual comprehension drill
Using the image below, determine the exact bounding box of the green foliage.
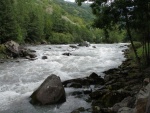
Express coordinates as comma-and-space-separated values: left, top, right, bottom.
0, 0, 18, 43
0, 44, 7, 59
0, 0, 127, 45
49, 32, 74, 44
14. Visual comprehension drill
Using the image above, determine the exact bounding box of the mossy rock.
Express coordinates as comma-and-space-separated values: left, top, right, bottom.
101, 90, 131, 107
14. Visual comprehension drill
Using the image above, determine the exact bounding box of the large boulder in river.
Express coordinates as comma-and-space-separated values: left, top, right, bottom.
30, 74, 66, 105
4, 40, 37, 59
5, 40, 20, 57
78, 41, 90, 47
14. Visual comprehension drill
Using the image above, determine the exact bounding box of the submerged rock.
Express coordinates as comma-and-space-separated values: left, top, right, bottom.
62, 52, 72, 56
42, 56, 48, 59
30, 74, 66, 105
69, 45, 78, 49
78, 41, 90, 47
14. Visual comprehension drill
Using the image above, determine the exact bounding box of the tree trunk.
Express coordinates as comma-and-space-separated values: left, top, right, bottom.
125, 13, 141, 66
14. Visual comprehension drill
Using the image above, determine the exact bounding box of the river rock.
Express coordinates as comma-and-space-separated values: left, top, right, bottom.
30, 74, 66, 105
112, 96, 134, 112
5, 40, 20, 57
4, 40, 37, 59
42, 56, 48, 59
78, 41, 90, 47
71, 107, 85, 113
146, 94, 150, 113
91, 89, 131, 107
62, 52, 72, 56
69, 45, 78, 49
118, 107, 133, 113
63, 75, 104, 88
67, 82, 82, 88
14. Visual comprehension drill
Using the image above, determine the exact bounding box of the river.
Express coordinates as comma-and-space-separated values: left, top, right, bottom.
0, 43, 128, 113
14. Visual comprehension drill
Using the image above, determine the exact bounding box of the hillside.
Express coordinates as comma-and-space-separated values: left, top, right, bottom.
0, 0, 126, 45
55, 0, 95, 23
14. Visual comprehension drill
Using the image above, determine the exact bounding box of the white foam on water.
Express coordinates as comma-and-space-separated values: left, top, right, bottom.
0, 43, 128, 113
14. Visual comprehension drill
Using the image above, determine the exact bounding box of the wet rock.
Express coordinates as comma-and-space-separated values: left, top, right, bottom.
26, 56, 37, 60
42, 56, 48, 59
92, 106, 101, 113
83, 89, 92, 94
30, 74, 66, 105
72, 91, 83, 96
101, 108, 113, 113
41, 40, 47, 44
118, 107, 133, 113
63, 75, 104, 88
0, 61, 4, 63
4, 40, 37, 59
112, 96, 133, 112
135, 98, 147, 113
69, 45, 78, 49
67, 82, 82, 88
77, 107, 85, 112
92, 90, 131, 107
71, 110, 80, 113
143, 78, 150, 86
110, 82, 125, 90
28, 53, 37, 58
89, 72, 99, 79
103, 68, 119, 75
5, 40, 20, 57
62, 53, 72, 56
28, 49, 36, 53
146, 94, 150, 113
71, 107, 85, 113
90, 89, 109, 99
102, 90, 126, 107
92, 46, 96, 48
78, 41, 90, 47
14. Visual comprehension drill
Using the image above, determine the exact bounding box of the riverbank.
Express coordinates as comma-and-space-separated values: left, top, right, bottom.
0, 42, 149, 113
63, 45, 150, 113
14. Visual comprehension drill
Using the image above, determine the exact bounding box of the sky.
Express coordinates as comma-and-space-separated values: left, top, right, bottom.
64, 0, 75, 2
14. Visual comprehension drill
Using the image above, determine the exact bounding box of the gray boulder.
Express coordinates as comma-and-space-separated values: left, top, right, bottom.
5, 40, 37, 59
42, 56, 48, 59
69, 45, 78, 49
78, 41, 90, 47
30, 74, 66, 105
5, 40, 20, 57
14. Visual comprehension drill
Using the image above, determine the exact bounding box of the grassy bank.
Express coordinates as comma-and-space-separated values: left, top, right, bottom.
128, 42, 150, 69
0, 44, 7, 59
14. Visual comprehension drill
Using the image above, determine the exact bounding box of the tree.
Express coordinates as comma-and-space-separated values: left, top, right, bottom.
0, 0, 18, 43
76, 0, 150, 66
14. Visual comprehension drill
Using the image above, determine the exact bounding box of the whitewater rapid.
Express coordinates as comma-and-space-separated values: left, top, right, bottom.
0, 44, 128, 113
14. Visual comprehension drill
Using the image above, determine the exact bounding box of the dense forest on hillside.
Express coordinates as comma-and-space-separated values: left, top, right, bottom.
0, 0, 126, 44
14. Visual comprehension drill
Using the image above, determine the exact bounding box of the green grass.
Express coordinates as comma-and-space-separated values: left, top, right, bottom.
0, 44, 7, 59
128, 42, 150, 68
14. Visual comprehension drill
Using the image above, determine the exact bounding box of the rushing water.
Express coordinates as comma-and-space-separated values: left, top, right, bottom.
0, 44, 128, 113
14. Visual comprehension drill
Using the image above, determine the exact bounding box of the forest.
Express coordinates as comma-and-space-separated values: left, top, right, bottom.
0, 0, 125, 44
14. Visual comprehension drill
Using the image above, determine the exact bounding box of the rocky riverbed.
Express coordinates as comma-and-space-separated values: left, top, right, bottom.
0, 42, 150, 113
63, 48, 150, 113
